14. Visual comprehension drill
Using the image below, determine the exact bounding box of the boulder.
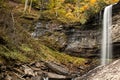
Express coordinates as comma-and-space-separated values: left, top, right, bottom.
47, 72, 66, 78
4, 75, 12, 80
45, 61, 69, 75
75, 59, 120, 80
22, 65, 35, 77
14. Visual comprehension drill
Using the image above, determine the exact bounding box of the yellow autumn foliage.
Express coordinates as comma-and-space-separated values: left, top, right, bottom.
39, 0, 119, 24
80, 5, 88, 12
104, 0, 119, 4
83, 5, 88, 10
65, 12, 74, 18
90, 0, 97, 5
110, 0, 119, 3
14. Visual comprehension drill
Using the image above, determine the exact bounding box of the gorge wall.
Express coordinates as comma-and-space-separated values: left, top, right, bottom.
34, 2, 120, 59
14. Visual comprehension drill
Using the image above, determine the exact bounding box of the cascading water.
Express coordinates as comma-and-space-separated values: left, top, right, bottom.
43, 77, 49, 80
101, 5, 113, 65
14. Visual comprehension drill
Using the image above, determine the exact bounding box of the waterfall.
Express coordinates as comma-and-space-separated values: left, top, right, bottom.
101, 5, 113, 65
43, 77, 49, 80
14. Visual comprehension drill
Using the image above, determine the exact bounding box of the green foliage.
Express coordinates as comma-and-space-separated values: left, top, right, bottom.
39, 44, 87, 66
0, 45, 29, 62
64, 0, 78, 4
20, 44, 33, 52
0, 0, 7, 8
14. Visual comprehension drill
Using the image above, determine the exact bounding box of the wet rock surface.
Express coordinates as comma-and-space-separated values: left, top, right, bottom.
111, 2, 120, 58
64, 30, 100, 57
112, 11, 120, 43
75, 59, 120, 80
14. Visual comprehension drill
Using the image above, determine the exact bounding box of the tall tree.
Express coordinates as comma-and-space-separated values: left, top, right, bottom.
24, 0, 28, 12
29, 0, 33, 13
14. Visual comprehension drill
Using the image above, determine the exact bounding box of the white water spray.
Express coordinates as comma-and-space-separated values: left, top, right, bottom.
101, 5, 113, 65
43, 77, 49, 80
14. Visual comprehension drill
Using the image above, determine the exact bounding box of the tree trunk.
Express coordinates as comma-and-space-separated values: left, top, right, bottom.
24, 0, 28, 12
29, 0, 32, 13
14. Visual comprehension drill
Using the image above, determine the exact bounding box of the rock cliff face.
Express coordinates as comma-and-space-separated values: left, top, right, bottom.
112, 1, 120, 41
64, 29, 100, 57
111, 2, 120, 58
34, 2, 120, 58
33, 22, 101, 57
